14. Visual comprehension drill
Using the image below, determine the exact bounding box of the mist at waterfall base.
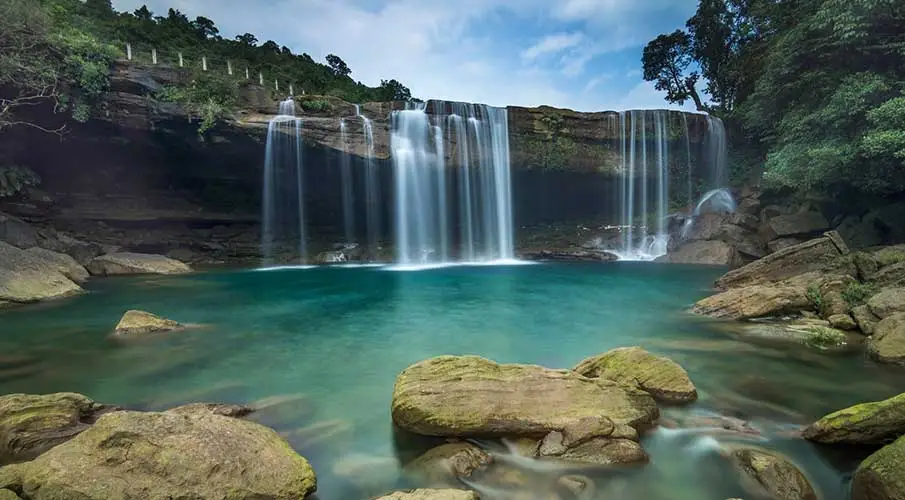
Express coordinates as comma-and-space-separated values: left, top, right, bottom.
261, 101, 731, 266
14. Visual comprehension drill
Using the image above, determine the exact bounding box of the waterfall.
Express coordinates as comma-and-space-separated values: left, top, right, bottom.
339, 119, 355, 244
261, 98, 306, 265
355, 105, 380, 259
391, 101, 513, 266
608, 110, 730, 261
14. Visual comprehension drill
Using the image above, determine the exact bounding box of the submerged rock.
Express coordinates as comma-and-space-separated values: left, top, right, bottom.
391, 356, 658, 437
0, 393, 113, 465
852, 435, 905, 500
404, 442, 491, 487
803, 392, 905, 445
730, 447, 817, 500
113, 310, 183, 336
555, 437, 648, 466
86, 252, 191, 276
868, 313, 905, 365
374, 489, 478, 500
166, 402, 255, 418
556, 475, 596, 499
573, 347, 697, 404
0, 410, 316, 500
521, 249, 618, 262
0, 241, 84, 305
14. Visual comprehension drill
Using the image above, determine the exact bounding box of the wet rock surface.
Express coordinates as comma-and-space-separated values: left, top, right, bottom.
803, 392, 905, 445
113, 310, 184, 336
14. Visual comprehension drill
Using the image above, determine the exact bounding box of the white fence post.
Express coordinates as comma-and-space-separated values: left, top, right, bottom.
126, 43, 132, 60
151, 48, 157, 64
245, 67, 250, 80
289, 83, 294, 96
202, 56, 208, 71
275, 80, 279, 92
227, 60, 233, 75
259, 72, 264, 86
178, 52, 184, 67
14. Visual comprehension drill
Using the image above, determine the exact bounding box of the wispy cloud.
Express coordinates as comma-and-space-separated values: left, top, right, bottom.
521, 32, 584, 60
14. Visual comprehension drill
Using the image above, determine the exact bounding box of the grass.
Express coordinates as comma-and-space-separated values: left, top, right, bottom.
804, 326, 847, 349
300, 99, 331, 112
806, 284, 823, 314
842, 282, 878, 308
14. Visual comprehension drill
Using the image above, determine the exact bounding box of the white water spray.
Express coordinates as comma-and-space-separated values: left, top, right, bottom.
261, 99, 306, 264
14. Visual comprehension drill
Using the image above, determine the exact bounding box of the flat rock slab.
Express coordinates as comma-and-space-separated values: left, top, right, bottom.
86, 252, 191, 276
0, 410, 316, 500
391, 356, 658, 437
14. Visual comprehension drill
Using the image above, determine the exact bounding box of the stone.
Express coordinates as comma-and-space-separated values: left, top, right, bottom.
167, 402, 254, 418
332, 453, 399, 495
715, 232, 852, 290
768, 237, 806, 253
873, 202, 905, 243
86, 252, 191, 276
868, 313, 905, 365
374, 490, 478, 500
24, 247, 89, 283
556, 475, 596, 499
855, 252, 882, 281
0, 393, 113, 465
539, 431, 567, 456
557, 438, 648, 466
765, 212, 829, 239
874, 263, 905, 288
828, 313, 858, 331
0, 212, 38, 249
837, 214, 884, 249
573, 347, 697, 404
852, 435, 905, 500
731, 447, 817, 500
692, 281, 811, 321
391, 356, 659, 437
403, 442, 491, 487
113, 310, 183, 336
803, 392, 905, 445
869, 289, 905, 319
522, 249, 619, 262
0, 410, 316, 500
819, 276, 856, 317
853, 305, 881, 335
561, 416, 617, 447
0, 489, 19, 500
874, 246, 905, 268
659, 240, 738, 266
0, 241, 84, 304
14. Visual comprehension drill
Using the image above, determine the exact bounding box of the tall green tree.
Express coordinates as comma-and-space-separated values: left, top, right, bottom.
641, 30, 704, 111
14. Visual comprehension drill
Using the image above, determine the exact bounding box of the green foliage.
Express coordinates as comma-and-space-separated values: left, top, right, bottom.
642, 30, 704, 110
300, 99, 331, 112
806, 284, 824, 313
0, 166, 41, 198
874, 247, 905, 267
158, 72, 237, 135
804, 326, 847, 349
842, 282, 878, 307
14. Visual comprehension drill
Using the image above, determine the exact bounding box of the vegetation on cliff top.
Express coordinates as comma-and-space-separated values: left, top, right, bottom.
643, 0, 905, 196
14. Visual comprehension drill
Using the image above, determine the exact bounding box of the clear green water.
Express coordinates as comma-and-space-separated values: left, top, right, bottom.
0, 263, 901, 499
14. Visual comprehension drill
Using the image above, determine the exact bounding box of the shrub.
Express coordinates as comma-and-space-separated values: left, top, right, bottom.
806, 284, 823, 313
842, 282, 877, 308
300, 99, 331, 112
804, 326, 847, 349
157, 72, 238, 135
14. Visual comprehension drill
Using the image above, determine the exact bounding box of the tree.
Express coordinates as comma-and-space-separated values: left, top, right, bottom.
133, 5, 153, 21
261, 40, 280, 53
191, 16, 219, 39
378, 79, 412, 101
642, 30, 705, 111
326, 54, 351, 77
234, 33, 258, 46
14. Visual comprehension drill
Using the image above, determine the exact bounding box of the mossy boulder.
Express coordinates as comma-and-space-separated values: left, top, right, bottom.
803, 392, 905, 445
0, 393, 113, 465
869, 289, 905, 320
374, 490, 478, 500
0, 410, 316, 499
86, 252, 191, 276
0, 241, 84, 305
391, 356, 658, 437
0, 489, 19, 500
869, 313, 905, 365
113, 310, 183, 336
730, 447, 817, 500
573, 347, 697, 404
852, 435, 905, 500
553, 437, 648, 466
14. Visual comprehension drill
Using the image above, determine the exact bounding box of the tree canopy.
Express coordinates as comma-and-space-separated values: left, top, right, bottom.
643, 0, 905, 195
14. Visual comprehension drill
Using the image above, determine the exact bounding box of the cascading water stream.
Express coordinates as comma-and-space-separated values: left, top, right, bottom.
391, 101, 514, 266
355, 105, 380, 258
261, 98, 306, 265
339, 119, 355, 244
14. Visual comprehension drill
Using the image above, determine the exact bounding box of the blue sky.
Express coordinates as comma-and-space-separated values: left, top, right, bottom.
111, 0, 699, 112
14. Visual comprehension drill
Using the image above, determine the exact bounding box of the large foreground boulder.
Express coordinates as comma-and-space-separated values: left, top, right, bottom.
803, 392, 905, 445
0, 393, 113, 465
868, 313, 905, 365
692, 273, 817, 320
852, 435, 905, 500
86, 252, 191, 276
0, 410, 316, 500
573, 347, 697, 404
0, 241, 84, 305
731, 447, 817, 500
391, 356, 658, 437
714, 232, 852, 290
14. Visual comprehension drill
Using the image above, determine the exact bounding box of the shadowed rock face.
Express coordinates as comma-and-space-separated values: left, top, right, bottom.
390, 355, 659, 438
0, 410, 317, 500
852, 435, 905, 500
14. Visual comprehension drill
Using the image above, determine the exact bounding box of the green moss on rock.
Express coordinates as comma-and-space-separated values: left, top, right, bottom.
852, 435, 905, 500
573, 347, 697, 404
803, 392, 905, 445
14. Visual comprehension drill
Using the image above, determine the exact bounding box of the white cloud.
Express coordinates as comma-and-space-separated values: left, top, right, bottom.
521, 32, 584, 61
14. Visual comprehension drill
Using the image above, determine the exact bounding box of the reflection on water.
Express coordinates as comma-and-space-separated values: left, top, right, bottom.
0, 263, 900, 499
